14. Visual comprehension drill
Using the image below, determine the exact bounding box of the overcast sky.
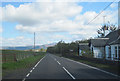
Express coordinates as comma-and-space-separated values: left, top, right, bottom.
0, 0, 119, 47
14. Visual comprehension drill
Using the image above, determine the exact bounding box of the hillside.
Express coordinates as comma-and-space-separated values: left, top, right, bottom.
2, 43, 56, 50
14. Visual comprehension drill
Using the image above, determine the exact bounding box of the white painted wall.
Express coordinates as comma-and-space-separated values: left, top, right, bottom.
111, 44, 119, 60
105, 44, 119, 60
105, 46, 109, 59
79, 49, 82, 56
93, 47, 103, 58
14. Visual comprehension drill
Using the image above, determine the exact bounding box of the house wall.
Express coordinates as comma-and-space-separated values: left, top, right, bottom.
79, 49, 86, 56
79, 49, 82, 56
111, 45, 115, 60
93, 47, 104, 58
105, 46, 110, 60
106, 44, 120, 60
111, 44, 119, 60
90, 45, 104, 58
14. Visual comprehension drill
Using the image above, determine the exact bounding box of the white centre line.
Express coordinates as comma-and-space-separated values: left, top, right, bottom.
62, 67, 75, 79
57, 61, 61, 65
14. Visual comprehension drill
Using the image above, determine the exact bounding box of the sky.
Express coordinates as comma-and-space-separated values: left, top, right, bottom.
0, 0, 119, 47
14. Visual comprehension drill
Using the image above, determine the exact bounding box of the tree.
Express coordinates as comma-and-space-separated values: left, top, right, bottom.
47, 39, 90, 56
40, 48, 44, 52
97, 22, 117, 37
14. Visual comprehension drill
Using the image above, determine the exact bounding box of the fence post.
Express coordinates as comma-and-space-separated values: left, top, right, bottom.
14, 54, 17, 62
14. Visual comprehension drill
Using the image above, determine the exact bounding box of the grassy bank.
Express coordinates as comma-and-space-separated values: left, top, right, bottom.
69, 57, 118, 73
53, 53, 119, 75
2, 50, 42, 62
2, 52, 45, 70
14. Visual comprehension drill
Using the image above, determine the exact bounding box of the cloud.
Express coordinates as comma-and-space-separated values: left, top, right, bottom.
110, 3, 117, 8
2, 36, 33, 46
0, 26, 3, 33
1, 2, 118, 46
2, 2, 82, 26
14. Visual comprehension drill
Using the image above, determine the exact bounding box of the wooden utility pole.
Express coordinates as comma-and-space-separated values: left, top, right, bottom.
34, 32, 36, 56
61, 40, 62, 56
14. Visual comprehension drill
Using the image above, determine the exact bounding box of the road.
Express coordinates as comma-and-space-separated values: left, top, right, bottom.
24, 53, 119, 80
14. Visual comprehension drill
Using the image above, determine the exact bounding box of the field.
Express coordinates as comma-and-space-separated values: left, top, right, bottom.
2, 50, 42, 62
2, 50, 46, 78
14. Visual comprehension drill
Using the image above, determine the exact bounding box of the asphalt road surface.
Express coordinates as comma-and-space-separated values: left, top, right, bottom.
24, 53, 119, 80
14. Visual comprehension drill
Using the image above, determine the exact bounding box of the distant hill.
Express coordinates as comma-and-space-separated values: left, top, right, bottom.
2, 43, 56, 50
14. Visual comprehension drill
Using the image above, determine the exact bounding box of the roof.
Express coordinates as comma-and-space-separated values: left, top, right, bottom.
79, 43, 90, 50
90, 38, 109, 47
79, 43, 89, 45
105, 29, 120, 45
109, 36, 120, 45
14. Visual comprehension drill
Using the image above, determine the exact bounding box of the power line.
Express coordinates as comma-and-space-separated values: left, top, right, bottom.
86, 0, 116, 25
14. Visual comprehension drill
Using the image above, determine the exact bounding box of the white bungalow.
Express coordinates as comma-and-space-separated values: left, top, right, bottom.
89, 38, 109, 59
78, 43, 89, 56
105, 29, 120, 61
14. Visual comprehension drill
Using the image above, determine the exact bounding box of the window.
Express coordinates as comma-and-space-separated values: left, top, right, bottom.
109, 46, 111, 58
118, 46, 120, 59
115, 46, 117, 58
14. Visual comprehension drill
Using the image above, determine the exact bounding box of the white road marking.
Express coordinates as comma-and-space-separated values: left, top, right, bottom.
62, 67, 75, 79
22, 55, 46, 81
61, 57, 120, 78
26, 73, 30, 77
30, 70, 33, 73
22, 78, 26, 81
34, 64, 38, 67
57, 61, 61, 65
33, 67, 35, 70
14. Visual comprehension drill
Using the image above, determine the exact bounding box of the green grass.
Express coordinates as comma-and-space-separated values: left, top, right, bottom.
2, 52, 45, 70
2, 50, 42, 62
62, 55, 119, 75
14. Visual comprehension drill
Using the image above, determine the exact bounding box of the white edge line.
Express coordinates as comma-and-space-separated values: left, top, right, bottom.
26, 73, 30, 77
62, 67, 75, 79
57, 61, 61, 65
30, 70, 33, 73
33, 67, 35, 70
61, 57, 120, 78
34, 55, 46, 68
23, 55, 46, 81
22, 78, 26, 81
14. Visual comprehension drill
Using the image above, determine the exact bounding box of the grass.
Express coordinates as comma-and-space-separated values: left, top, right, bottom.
61, 55, 119, 75
2, 52, 45, 70
2, 50, 40, 62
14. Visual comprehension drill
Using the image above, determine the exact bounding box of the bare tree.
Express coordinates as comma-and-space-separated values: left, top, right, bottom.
97, 22, 117, 37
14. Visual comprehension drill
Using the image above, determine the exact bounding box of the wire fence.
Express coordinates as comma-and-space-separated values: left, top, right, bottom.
2, 50, 40, 63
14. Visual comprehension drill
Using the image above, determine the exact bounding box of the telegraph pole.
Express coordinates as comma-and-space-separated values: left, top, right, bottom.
61, 40, 62, 56
103, 16, 106, 37
34, 32, 35, 56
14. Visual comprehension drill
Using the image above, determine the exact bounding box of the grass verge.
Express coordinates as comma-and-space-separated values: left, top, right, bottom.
2, 53, 45, 70
2, 52, 46, 77
61, 55, 119, 75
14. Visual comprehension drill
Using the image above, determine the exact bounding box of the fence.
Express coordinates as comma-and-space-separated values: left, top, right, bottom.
2, 50, 41, 63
